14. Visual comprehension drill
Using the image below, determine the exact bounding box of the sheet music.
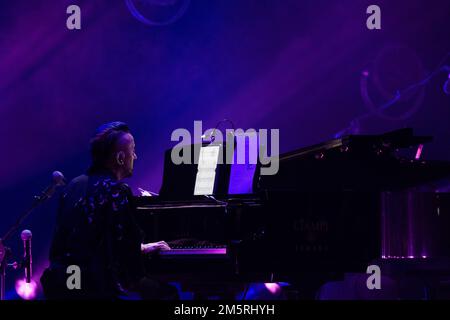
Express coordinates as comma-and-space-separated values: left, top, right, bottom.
194, 145, 220, 195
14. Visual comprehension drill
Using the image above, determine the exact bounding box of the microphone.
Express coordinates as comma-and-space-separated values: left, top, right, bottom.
1, 171, 66, 244
40, 171, 66, 200
52, 170, 66, 186
21, 230, 32, 283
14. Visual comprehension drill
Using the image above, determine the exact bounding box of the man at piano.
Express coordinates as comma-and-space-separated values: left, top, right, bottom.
41, 121, 176, 299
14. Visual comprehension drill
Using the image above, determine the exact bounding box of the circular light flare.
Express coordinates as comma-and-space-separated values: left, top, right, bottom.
126, 0, 191, 26
15, 279, 38, 300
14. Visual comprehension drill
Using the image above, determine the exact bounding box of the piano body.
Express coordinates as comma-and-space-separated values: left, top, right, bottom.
134, 128, 450, 298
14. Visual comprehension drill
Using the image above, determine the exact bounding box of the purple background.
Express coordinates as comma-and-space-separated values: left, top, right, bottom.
0, 0, 449, 298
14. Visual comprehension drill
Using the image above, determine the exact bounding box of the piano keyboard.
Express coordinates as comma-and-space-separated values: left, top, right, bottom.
159, 246, 227, 256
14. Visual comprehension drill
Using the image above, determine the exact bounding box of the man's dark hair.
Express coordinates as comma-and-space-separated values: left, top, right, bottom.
88, 121, 130, 174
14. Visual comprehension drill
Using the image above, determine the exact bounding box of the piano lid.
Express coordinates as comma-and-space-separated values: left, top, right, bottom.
258, 128, 450, 192
278, 128, 433, 163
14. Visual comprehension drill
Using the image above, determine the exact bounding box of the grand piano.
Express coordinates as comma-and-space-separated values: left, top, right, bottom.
134, 128, 450, 299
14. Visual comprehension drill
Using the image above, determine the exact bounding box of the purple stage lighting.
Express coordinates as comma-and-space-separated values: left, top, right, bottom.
264, 283, 282, 295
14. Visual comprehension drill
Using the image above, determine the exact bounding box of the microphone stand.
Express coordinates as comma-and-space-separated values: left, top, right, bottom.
0, 183, 62, 300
